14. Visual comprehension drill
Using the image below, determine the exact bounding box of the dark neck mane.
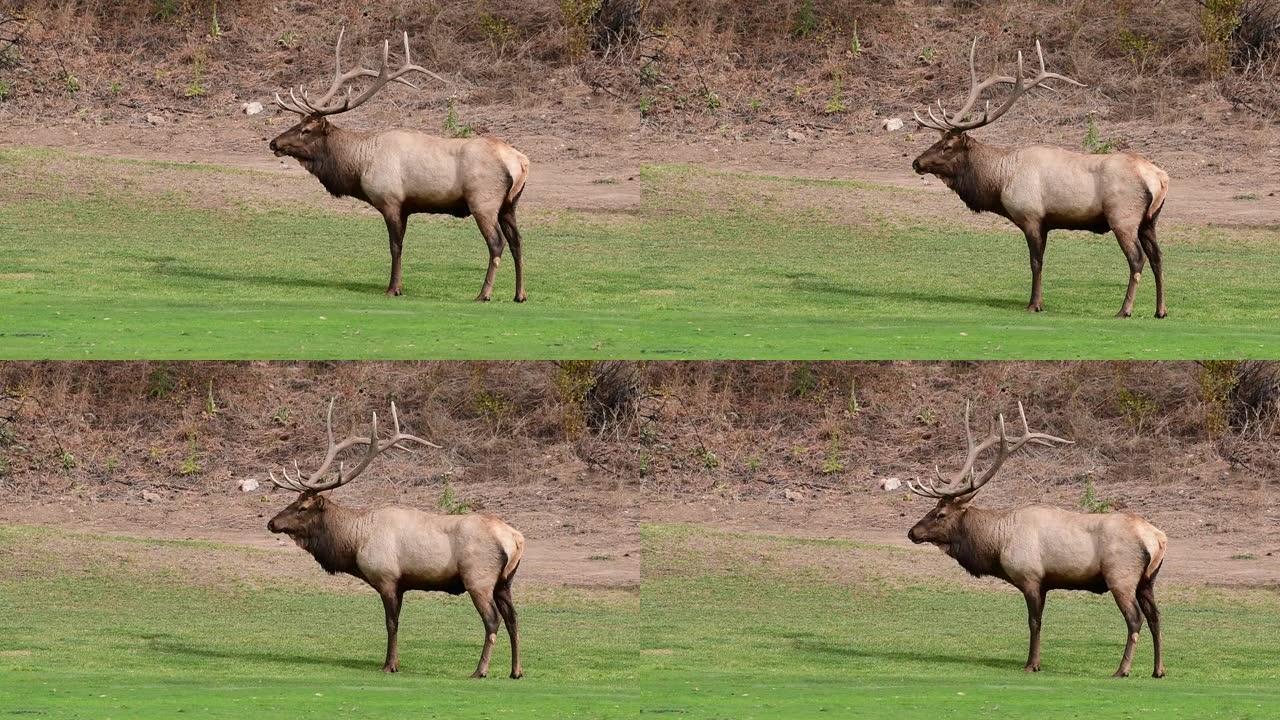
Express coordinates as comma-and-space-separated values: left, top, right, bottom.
946, 137, 1009, 217
301, 126, 368, 201
294, 502, 364, 577
944, 507, 1009, 580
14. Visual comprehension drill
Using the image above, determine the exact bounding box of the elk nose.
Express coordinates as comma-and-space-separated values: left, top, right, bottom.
268, 139, 277, 152
267, 519, 278, 533
911, 159, 921, 173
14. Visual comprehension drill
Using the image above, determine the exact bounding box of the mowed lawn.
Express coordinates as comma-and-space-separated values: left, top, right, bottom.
0, 525, 640, 719
641, 524, 1280, 719
2, 148, 1279, 359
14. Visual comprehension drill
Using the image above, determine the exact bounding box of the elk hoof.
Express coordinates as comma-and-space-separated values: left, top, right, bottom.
475, 294, 492, 303
513, 293, 527, 303
1026, 303, 1043, 313
470, 670, 488, 679
1112, 670, 1130, 678
382, 663, 399, 673
1023, 664, 1041, 673
385, 287, 403, 297
1155, 310, 1168, 319
1153, 669, 1166, 679
1115, 310, 1132, 319
510, 670, 524, 679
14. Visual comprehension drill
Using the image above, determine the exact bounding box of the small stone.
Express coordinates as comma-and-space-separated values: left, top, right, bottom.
146, 113, 165, 126
785, 129, 806, 142
238, 478, 260, 492
879, 477, 902, 491
142, 490, 161, 503
784, 488, 804, 502
242, 101, 264, 116
881, 117, 904, 132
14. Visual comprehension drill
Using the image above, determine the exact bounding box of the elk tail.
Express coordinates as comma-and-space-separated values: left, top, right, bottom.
503, 148, 529, 207
1142, 527, 1168, 581
499, 527, 525, 585
1142, 165, 1169, 221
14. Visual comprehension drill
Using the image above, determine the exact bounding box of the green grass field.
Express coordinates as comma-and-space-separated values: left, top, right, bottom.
641, 524, 1280, 719
2, 149, 1279, 359
0, 525, 639, 719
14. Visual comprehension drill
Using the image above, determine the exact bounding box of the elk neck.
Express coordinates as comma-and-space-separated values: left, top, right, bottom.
943, 506, 1014, 580
294, 498, 371, 577
301, 125, 374, 201
946, 136, 1011, 217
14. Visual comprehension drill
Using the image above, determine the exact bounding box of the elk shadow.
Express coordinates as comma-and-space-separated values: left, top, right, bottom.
783, 274, 1023, 313
148, 638, 374, 672
792, 638, 1013, 671
155, 265, 384, 295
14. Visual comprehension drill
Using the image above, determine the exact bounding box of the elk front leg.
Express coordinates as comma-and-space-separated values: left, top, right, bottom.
1022, 226, 1048, 312
495, 582, 523, 678
1110, 585, 1143, 677
379, 586, 404, 673
473, 212, 506, 303
1137, 582, 1165, 678
468, 586, 501, 678
1021, 584, 1046, 672
382, 206, 407, 297
1114, 228, 1145, 318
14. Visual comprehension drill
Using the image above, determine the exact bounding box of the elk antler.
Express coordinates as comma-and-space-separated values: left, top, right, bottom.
907, 401, 1073, 500
269, 397, 441, 493
913, 38, 1085, 132
274, 28, 446, 117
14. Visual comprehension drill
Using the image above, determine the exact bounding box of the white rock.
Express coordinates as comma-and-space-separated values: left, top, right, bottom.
146, 113, 165, 126
238, 478, 260, 492
879, 477, 902, 491
142, 490, 161, 503
784, 488, 804, 502
785, 129, 806, 142
242, 101, 264, 116
881, 117, 904, 132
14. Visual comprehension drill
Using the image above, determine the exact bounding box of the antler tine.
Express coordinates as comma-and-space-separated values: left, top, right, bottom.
266, 400, 442, 494
914, 37, 1082, 133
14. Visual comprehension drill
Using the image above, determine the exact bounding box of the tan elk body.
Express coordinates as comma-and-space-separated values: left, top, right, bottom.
269, 30, 530, 301
912, 40, 1169, 318
907, 402, 1167, 678
267, 400, 525, 678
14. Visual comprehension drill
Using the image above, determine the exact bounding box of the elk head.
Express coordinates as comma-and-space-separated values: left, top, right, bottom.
268, 28, 445, 161
907, 401, 1073, 545
267, 398, 440, 538
911, 39, 1084, 178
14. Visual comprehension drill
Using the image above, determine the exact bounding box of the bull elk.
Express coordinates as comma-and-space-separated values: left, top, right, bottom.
266, 399, 525, 678
269, 30, 530, 302
906, 402, 1168, 678
912, 40, 1169, 318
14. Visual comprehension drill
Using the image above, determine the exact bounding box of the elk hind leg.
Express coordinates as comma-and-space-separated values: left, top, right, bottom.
1138, 218, 1167, 319
473, 210, 507, 303
467, 585, 501, 678
1137, 580, 1165, 678
499, 206, 526, 303
1114, 227, 1145, 318
494, 581, 522, 678
1110, 584, 1143, 678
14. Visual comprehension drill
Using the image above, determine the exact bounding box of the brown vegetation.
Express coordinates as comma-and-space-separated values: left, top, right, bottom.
639, 0, 1280, 129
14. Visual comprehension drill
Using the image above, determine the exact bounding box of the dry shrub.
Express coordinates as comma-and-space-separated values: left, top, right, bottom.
1228, 361, 1280, 432
0, 361, 637, 497
640, 0, 1278, 129
0, 0, 634, 117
